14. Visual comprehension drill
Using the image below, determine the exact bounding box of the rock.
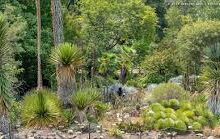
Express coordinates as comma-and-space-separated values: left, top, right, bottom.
67, 130, 74, 135
196, 133, 203, 137
99, 135, 104, 139
58, 125, 64, 130
207, 136, 215, 139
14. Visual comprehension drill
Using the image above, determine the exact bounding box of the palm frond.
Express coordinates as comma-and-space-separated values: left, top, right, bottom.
51, 43, 84, 82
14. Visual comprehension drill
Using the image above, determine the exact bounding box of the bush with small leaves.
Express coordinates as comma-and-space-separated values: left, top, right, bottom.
151, 83, 188, 102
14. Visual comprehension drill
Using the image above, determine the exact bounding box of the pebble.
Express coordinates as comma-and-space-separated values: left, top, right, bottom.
67, 130, 74, 135
196, 133, 203, 137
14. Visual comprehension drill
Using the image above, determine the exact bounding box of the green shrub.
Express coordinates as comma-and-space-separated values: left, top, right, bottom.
180, 101, 192, 110
154, 119, 166, 130
151, 83, 188, 102
63, 109, 75, 125
21, 90, 63, 128
192, 122, 202, 131
94, 101, 110, 120
10, 101, 22, 125
169, 99, 180, 110
109, 128, 124, 139
72, 88, 101, 111
184, 111, 195, 119
72, 88, 101, 123
150, 103, 165, 112
174, 120, 187, 131
118, 122, 146, 133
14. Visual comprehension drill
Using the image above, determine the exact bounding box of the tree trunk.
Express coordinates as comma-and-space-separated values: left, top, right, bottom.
51, 0, 64, 47
36, 0, 43, 90
0, 115, 9, 134
208, 80, 220, 115
57, 74, 76, 107
77, 109, 88, 124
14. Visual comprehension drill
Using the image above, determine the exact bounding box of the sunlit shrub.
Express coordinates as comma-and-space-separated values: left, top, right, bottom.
151, 83, 188, 102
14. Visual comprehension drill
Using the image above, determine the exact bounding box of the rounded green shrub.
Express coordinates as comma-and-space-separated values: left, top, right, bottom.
150, 103, 165, 112
192, 122, 202, 131
169, 99, 180, 110
166, 113, 177, 120
196, 116, 208, 126
21, 90, 63, 128
174, 120, 187, 131
154, 111, 166, 120
183, 110, 195, 119
161, 100, 170, 107
165, 108, 175, 114
151, 83, 188, 102
180, 101, 192, 110
155, 119, 166, 129
164, 118, 175, 129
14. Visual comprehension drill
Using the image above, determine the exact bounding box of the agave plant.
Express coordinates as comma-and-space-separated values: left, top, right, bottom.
201, 44, 220, 115
0, 15, 13, 134
72, 88, 101, 123
51, 43, 84, 106
21, 90, 63, 128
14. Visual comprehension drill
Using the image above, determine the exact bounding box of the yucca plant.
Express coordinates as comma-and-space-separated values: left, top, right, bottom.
201, 44, 220, 115
51, 43, 84, 106
72, 88, 101, 123
0, 15, 13, 134
21, 90, 63, 128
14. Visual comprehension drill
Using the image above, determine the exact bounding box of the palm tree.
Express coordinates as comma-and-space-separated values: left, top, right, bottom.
0, 15, 13, 134
51, 0, 64, 47
117, 46, 136, 84
201, 43, 220, 115
51, 43, 84, 106
36, 0, 43, 90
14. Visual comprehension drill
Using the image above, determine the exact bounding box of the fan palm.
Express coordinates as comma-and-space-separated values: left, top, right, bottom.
117, 46, 136, 84
51, 43, 84, 106
0, 15, 13, 134
201, 44, 220, 115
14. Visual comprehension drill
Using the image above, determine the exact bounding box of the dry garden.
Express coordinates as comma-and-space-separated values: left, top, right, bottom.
1, 0, 220, 139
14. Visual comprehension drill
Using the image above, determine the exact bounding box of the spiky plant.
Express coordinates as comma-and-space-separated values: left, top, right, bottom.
21, 90, 63, 128
201, 44, 220, 115
72, 88, 101, 123
0, 15, 13, 134
51, 43, 84, 106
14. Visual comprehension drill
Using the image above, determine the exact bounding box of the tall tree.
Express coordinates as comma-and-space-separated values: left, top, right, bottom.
51, 0, 64, 47
36, 0, 43, 90
51, 43, 84, 106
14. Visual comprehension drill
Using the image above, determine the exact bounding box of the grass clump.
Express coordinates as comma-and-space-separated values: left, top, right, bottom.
21, 90, 63, 128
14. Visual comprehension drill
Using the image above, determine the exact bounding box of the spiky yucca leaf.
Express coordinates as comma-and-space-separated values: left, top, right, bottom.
21, 90, 63, 128
72, 88, 101, 111
0, 15, 13, 116
51, 43, 84, 82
